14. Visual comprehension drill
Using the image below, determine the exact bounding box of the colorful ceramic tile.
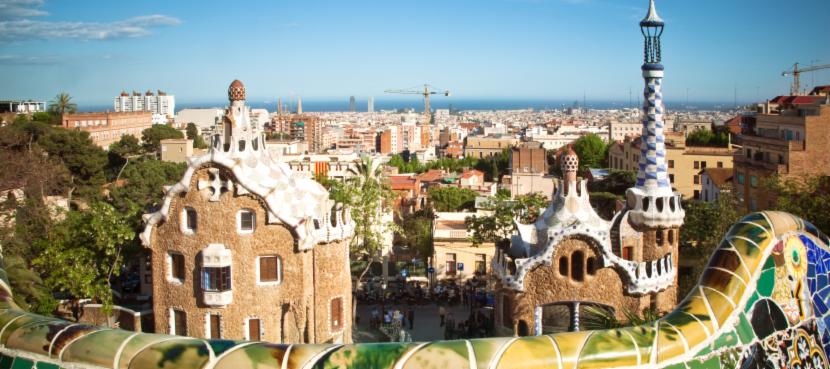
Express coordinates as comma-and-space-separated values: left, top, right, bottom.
497, 336, 558, 369
212, 343, 286, 369
126, 338, 210, 369
61, 329, 135, 368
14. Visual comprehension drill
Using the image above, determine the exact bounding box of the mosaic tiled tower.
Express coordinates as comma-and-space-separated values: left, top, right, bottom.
623, 0, 684, 310
626, 0, 684, 229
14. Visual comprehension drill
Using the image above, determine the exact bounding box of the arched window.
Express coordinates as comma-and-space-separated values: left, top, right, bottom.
571, 251, 584, 282
586, 257, 596, 276
238, 140, 246, 152
656, 230, 665, 246
668, 229, 675, 245
558, 256, 569, 277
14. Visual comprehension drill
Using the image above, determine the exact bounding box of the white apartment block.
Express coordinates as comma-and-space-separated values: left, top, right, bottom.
114, 90, 176, 119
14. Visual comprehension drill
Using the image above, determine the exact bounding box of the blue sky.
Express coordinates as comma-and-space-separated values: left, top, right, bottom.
1, 0, 829, 106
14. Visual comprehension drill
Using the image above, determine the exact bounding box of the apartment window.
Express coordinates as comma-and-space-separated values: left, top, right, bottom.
208, 314, 221, 339
330, 297, 343, 331
169, 253, 185, 282
172, 309, 187, 336
258, 256, 282, 283
750, 176, 758, 188
694, 190, 700, 199
700, 161, 707, 169
737, 173, 745, 185
238, 209, 255, 234
668, 160, 674, 169
717, 161, 723, 168
475, 254, 486, 275
202, 266, 231, 292
445, 253, 457, 275
247, 318, 261, 341
693, 175, 700, 185
183, 208, 197, 233
693, 161, 699, 169
669, 174, 675, 183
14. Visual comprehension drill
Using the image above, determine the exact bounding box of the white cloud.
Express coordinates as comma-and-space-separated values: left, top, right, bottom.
0, 54, 60, 65
0, 0, 48, 20
0, 0, 180, 42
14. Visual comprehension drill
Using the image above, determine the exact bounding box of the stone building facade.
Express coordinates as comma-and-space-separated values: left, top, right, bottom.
733, 92, 830, 211
141, 80, 354, 344
61, 111, 153, 148
494, 1, 684, 337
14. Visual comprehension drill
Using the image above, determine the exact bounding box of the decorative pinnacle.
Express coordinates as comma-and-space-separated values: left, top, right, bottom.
640, 0, 664, 27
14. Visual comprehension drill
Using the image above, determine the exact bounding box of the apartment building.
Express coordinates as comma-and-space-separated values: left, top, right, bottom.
431, 212, 496, 283
733, 91, 830, 211
61, 111, 153, 148
608, 132, 736, 199
464, 135, 519, 158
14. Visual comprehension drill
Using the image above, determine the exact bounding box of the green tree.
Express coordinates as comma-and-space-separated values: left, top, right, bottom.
2, 255, 51, 312
332, 156, 400, 282
108, 159, 187, 226
678, 192, 742, 297
39, 129, 108, 200
109, 135, 142, 159
588, 170, 637, 196
765, 175, 830, 235
571, 133, 609, 173
466, 191, 547, 246
186, 123, 208, 149
427, 187, 477, 212
141, 125, 184, 153
686, 127, 729, 148
48, 92, 77, 117
401, 214, 434, 258
34, 202, 135, 316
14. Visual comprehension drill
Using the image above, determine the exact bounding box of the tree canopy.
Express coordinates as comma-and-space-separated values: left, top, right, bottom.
141, 124, 184, 153
570, 133, 609, 173
33, 202, 135, 314
765, 175, 830, 235
186, 123, 208, 149
685, 127, 729, 148
466, 190, 548, 246
48, 92, 77, 117
428, 186, 477, 212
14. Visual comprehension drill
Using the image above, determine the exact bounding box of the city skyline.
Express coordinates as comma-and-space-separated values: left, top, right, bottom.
1, 0, 829, 106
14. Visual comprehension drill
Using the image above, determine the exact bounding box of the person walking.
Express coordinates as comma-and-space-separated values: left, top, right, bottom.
407, 307, 414, 330
438, 305, 446, 327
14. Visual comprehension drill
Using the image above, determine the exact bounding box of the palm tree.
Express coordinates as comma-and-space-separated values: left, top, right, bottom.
2, 255, 46, 310
48, 92, 77, 117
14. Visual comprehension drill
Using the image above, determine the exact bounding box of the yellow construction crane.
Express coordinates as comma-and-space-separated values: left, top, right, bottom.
384, 84, 450, 120
782, 62, 830, 95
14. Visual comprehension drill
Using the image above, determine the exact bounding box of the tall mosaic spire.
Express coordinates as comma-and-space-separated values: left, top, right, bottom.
636, 0, 670, 195
626, 0, 684, 228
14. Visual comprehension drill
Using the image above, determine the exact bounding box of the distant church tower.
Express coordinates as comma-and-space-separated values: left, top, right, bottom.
623, 0, 685, 309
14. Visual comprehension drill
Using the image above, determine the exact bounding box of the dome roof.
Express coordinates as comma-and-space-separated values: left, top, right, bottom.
561, 145, 579, 173
228, 79, 246, 101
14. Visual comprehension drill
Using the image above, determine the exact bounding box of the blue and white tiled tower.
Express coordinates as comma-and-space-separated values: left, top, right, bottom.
626, 0, 684, 229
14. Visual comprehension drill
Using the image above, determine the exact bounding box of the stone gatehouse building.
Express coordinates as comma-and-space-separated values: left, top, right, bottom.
140, 80, 354, 344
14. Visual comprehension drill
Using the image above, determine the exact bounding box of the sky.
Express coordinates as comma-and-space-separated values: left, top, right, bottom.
1, 0, 829, 107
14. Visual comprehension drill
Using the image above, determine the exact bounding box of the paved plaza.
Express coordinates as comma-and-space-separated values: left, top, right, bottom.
353, 302, 483, 342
